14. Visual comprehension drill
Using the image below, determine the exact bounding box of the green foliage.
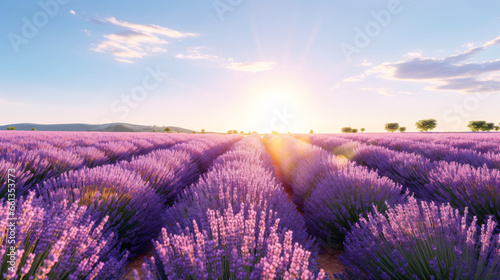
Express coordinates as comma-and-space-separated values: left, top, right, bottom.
6, 127, 15, 130
385, 123, 399, 133
201, 129, 206, 134
467, 121, 486, 132
310, 130, 314, 134
153, 130, 157, 132
341, 127, 352, 133
164, 127, 172, 132
399, 127, 407, 133
360, 128, 365, 133
495, 126, 500, 132
415, 119, 437, 132
481, 122, 495, 132
31, 128, 36, 131
352, 128, 358, 133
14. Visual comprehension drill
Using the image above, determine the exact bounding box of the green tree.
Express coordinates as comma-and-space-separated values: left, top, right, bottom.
467, 121, 487, 132
201, 129, 206, 134
341, 127, 352, 133
399, 127, 407, 133
6, 127, 15, 130
385, 123, 399, 133
31, 128, 36, 131
481, 122, 495, 132
495, 126, 500, 132
240, 131, 244, 134
164, 127, 172, 132
310, 130, 314, 134
360, 128, 365, 133
352, 128, 358, 133
415, 119, 437, 132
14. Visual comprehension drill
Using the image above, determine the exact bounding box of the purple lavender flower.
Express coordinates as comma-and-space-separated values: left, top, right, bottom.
0, 191, 128, 279
38, 164, 163, 255
152, 203, 326, 279
425, 162, 500, 229
304, 165, 407, 247
337, 196, 500, 279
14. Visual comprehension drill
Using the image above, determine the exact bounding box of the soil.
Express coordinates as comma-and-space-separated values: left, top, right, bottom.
123, 249, 155, 280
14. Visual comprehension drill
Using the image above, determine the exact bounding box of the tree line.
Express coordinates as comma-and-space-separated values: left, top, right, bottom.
340, 119, 500, 133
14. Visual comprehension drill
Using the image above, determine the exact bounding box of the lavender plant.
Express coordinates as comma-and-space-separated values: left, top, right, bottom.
153, 203, 326, 279
38, 165, 163, 255
337, 197, 500, 280
165, 136, 315, 254
0, 192, 128, 279
304, 165, 407, 248
425, 162, 500, 229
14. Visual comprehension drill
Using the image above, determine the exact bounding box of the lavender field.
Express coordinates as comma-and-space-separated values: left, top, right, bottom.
1, 131, 500, 279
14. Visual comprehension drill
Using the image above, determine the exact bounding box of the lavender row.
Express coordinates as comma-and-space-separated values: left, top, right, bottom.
335, 197, 500, 279
0, 192, 129, 279
0, 132, 193, 199
293, 135, 500, 279
32, 135, 240, 258
308, 134, 500, 230
144, 135, 325, 279
119, 135, 243, 205
350, 135, 500, 170
262, 135, 407, 248
334, 133, 500, 154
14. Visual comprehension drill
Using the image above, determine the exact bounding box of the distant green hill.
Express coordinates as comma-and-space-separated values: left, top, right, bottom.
0, 123, 196, 133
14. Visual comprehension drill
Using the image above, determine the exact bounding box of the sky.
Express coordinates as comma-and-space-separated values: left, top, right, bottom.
1, 0, 500, 133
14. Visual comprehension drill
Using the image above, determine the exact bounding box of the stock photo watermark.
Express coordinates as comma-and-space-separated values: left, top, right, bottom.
5, 168, 17, 274
100, 65, 168, 124
339, 0, 407, 63
258, 105, 296, 134
213, 0, 244, 21
7, 0, 72, 54
443, 84, 498, 131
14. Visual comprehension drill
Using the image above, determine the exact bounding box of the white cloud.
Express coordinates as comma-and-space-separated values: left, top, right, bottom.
91, 17, 196, 63
344, 74, 366, 82
361, 59, 372, 67
175, 47, 220, 61
346, 35, 500, 94
70, 10, 76, 15
361, 87, 414, 97
104, 17, 197, 38
115, 58, 134, 64
225, 61, 276, 72
176, 47, 275, 73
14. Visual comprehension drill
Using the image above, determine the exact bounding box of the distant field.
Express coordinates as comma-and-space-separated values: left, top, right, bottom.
1, 131, 500, 279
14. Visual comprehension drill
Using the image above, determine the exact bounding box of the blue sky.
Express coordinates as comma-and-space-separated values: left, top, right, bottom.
1, 0, 500, 133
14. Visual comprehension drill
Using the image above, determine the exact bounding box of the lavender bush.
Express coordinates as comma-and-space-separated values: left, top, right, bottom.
304, 165, 407, 248
337, 197, 500, 280
38, 165, 163, 255
425, 162, 500, 229
153, 203, 326, 279
0, 192, 128, 279
166, 136, 315, 255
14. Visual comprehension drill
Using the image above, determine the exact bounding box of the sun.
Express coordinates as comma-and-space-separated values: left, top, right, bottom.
243, 86, 308, 134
